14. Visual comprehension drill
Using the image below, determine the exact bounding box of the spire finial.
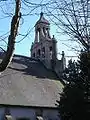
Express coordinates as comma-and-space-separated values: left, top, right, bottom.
40, 12, 43, 18
62, 51, 65, 57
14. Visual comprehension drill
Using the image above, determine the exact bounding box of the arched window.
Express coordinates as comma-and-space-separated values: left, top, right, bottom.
37, 28, 40, 42
42, 47, 45, 58
38, 49, 41, 56
37, 49, 41, 58
43, 27, 45, 34
33, 53, 35, 57
49, 46, 52, 51
49, 46, 52, 59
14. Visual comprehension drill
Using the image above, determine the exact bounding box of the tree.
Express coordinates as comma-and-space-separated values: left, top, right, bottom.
41, 0, 90, 51
57, 82, 85, 120
0, 0, 53, 72
57, 52, 90, 120
79, 51, 90, 118
57, 59, 81, 120
63, 59, 79, 82
2, 0, 89, 72
48, 0, 90, 119
20, 0, 90, 53
0, 0, 21, 72
20, 1, 90, 119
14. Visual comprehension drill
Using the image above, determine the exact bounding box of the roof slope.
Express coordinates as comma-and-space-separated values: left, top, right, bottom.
0, 55, 63, 108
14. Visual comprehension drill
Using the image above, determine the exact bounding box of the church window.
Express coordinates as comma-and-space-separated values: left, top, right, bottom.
46, 28, 48, 30
38, 49, 41, 56
16, 117, 30, 120
42, 47, 45, 58
33, 53, 35, 57
37, 32, 39, 42
42, 47, 45, 52
35, 109, 43, 120
37, 28, 40, 32
49, 46, 52, 59
49, 46, 52, 51
43, 27, 46, 36
36, 109, 43, 116
3, 108, 13, 120
37, 28, 40, 42
45, 29, 48, 35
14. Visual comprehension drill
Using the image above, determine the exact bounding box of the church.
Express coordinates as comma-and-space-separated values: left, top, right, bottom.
0, 13, 65, 120
31, 12, 66, 76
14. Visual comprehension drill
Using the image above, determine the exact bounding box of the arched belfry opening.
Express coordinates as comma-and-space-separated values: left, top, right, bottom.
34, 12, 51, 43
30, 12, 57, 69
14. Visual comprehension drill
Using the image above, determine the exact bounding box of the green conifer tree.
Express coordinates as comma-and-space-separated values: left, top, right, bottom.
57, 52, 90, 120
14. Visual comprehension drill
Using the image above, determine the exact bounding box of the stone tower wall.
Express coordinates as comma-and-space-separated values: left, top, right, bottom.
30, 13, 66, 73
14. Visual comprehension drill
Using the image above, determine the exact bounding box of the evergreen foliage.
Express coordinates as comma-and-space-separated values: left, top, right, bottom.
57, 52, 90, 120
63, 59, 79, 82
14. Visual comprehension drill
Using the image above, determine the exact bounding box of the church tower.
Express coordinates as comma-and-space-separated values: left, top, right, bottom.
31, 12, 57, 69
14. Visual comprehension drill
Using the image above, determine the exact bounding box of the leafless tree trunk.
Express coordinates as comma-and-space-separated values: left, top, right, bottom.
0, 0, 21, 72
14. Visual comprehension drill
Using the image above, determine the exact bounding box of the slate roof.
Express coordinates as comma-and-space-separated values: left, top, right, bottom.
0, 54, 63, 108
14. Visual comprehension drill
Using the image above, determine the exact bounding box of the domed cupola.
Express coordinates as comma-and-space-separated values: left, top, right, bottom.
34, 12, 51, 43
36, 12, 50, 25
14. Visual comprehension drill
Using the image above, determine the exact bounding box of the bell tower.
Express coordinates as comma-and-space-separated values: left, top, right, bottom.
34, 12, 51, 43
31, 12, 57, 69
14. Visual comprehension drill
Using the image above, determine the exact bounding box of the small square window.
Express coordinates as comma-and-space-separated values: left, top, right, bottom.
16, 117, 30, 120
36, 109, 43, 116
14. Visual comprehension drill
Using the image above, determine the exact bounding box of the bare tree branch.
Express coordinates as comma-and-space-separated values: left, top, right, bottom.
0, 0, 21, 72
44, 0, 90, 51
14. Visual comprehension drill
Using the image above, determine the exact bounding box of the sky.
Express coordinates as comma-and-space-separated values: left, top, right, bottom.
0, 0, 79, 64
